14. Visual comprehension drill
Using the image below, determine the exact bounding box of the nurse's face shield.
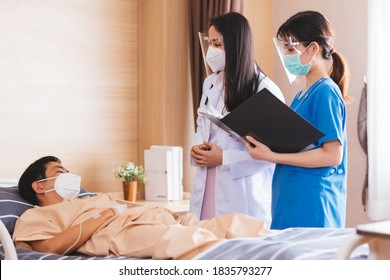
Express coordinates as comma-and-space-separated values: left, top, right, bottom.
273, 37, 300, 85
198, 31, 224, 76
274, 36, 311, 55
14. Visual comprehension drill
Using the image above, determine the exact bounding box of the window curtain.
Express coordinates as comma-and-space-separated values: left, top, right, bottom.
367, 0, 390, 220
358, 81, 368, 211
188, 0, 246, 127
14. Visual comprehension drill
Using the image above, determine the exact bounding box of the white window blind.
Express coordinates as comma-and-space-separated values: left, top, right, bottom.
367, 0, 390, 220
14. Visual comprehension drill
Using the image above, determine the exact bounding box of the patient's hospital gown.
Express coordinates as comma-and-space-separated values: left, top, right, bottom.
13, 193, 271, 259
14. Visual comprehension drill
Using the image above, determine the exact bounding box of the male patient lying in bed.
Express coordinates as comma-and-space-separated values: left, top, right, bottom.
13, 156, 272, 260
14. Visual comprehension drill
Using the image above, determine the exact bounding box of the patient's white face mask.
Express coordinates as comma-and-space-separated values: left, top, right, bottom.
39, 173, 81, 200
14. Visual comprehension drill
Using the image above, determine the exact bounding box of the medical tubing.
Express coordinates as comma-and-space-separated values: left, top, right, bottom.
62, 223, 83, 255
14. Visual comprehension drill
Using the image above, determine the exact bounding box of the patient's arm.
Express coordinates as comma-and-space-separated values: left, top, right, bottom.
27, 208, 116, 255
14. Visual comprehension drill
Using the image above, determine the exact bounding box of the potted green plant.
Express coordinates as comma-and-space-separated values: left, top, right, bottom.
114, 162, 145, 201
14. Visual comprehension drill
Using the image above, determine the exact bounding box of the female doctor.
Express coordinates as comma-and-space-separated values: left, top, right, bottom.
190, 12, 284, 227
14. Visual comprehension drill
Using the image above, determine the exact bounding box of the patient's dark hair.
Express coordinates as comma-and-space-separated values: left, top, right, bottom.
18, 156, 61, 205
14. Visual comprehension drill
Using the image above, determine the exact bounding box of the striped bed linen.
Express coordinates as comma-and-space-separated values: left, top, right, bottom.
194, 227, 368, 260
1, 227, 368, 260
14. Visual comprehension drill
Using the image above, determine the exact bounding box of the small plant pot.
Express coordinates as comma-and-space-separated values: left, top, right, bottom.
123, 181, 137, 202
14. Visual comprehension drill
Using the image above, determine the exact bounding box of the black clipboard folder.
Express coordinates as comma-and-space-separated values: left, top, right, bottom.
198, 88, 325, 153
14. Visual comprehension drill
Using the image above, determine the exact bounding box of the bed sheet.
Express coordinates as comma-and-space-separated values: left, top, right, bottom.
194, 227, 368, 260
0, 246, 142, 260
1, 227, 368, 260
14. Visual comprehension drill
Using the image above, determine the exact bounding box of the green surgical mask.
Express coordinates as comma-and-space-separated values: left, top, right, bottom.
282, 44, 312, 76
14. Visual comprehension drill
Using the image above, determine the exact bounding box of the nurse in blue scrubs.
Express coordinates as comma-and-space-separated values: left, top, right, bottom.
244, 11, 351, 230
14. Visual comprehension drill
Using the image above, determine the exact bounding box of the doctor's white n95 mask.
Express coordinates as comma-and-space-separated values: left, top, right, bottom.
40, 173, 81, 200
206, 46, 225, 73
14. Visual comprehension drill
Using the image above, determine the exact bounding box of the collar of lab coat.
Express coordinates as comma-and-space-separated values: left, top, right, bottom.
214, 71, 224, 91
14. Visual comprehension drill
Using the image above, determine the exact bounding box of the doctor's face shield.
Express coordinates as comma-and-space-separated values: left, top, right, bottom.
199, 31, 225, 74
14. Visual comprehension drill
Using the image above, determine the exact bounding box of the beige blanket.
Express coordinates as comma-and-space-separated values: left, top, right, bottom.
13, 193, 271, 259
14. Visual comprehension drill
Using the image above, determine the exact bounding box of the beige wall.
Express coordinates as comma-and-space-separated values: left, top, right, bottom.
0, 0, 138, 193
271, 0, 369, 227
0, 0, 195, 198
138, 0, 194, 196
247, 0, 274, 78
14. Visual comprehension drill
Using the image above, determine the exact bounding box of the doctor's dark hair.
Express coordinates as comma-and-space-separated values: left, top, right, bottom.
18, 156, 61, 205
210, 12, 262, 112
276, 10, 351, 102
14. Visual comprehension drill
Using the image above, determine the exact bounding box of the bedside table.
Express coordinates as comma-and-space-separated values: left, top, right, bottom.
116, 198, 190, 215
97, 191, 191, 214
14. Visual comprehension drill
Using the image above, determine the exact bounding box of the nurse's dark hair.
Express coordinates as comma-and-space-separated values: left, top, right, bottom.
18, 156, 61, 205
210, 12, 262, 111
277, 10, 351, 102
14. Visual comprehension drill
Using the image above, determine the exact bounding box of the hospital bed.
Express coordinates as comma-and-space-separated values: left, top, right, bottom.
0, 178, 369, 260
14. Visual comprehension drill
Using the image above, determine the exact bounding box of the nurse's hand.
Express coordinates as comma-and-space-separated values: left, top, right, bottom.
243, 136, 273, 161
190, 142, 222, 167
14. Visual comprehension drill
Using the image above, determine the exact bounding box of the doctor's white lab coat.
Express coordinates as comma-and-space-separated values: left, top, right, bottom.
190, 71, 284, 228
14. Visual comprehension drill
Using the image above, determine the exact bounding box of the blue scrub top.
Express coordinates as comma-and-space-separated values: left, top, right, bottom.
271, 78, 347, 230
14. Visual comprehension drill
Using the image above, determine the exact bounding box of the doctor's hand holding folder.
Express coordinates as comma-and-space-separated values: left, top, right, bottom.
197, 88, 325, 153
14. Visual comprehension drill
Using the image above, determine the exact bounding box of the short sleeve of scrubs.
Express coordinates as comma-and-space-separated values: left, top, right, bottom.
310, 82, 346, 147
